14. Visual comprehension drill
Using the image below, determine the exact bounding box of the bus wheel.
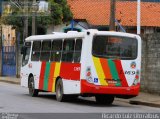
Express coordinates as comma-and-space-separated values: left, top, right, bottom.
28, 77, 39, 97
56, 79, 66, 102
95, 95, 114, 105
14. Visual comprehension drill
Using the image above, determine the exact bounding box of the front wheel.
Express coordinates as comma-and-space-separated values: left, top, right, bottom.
95, 95, 114, 105
28, 77, 39, 97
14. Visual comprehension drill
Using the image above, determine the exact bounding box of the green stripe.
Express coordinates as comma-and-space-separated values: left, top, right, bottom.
108, 60, 121, 86
43, 62, 51, 90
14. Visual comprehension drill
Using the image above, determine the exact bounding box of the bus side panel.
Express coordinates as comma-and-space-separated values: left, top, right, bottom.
21, 65, 29, 87
63, 79, 81, 94
60, 62, 81, 94
37, 62, 81, 94
38, 62, 59, 92
60, 62, 81, 80
31, 62, 42, 89
20, 61, 42, 89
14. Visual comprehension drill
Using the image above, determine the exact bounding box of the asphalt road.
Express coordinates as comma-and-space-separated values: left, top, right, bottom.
0, 82, 159, 119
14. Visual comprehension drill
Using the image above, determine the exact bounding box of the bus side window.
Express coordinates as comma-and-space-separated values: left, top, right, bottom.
51, 40, 62, 62
40, 41, 51, 61
74, 39, 82, 62
62, 39, 75, 62
31, 41, 41, 61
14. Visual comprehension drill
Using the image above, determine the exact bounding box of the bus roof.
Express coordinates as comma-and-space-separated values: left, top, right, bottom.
25, 32, 85, 42
25, 29, 140, 42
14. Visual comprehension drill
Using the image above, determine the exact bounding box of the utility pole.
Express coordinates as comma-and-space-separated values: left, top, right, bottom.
137, 0, 141, 34
109, 0, 116, 31
0, 17, 2, 76
32, 0, 37, 35
23, 0, 28, 41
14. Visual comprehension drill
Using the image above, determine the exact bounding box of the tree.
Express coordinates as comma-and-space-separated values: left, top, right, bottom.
1, 0, 73, 38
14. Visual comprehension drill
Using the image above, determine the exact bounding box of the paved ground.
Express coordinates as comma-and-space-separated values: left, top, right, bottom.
0, 77, 160, 108
0, 82, 159, 113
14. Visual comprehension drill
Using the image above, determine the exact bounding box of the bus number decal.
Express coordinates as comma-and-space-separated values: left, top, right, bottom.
120, 70, 136, 75
74, 67, 81, 71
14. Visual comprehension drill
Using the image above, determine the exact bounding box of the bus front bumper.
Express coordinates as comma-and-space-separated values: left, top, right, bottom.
81, 80, 140, 96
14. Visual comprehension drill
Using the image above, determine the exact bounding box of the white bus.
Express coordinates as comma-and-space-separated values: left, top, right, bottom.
21, 29, 141, 105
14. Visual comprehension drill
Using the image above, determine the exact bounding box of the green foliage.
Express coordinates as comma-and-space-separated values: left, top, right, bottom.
53, 0, 73, 23
2, 0, 73, 31
1, 16, 23, 28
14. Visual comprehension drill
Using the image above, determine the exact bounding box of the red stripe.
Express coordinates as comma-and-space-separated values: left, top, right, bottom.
114, 60, 128, 87
48, 62, 55, 92
39, 62, 46, 90
100, 58, 115, 87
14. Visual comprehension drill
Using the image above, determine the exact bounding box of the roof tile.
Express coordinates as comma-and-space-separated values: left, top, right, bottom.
68, 0, 160, 27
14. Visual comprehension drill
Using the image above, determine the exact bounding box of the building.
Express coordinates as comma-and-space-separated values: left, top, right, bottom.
142, 0, 160, 1
66, 0, 160, 34
2, 25, 16, 46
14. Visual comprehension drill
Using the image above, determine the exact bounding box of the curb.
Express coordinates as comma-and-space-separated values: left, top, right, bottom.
0, 80, 20, 85
129, 100, 160, 108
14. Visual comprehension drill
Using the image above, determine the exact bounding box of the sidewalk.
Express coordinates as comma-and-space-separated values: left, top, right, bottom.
117, 92, 160, 108
0, 76, 160, 108
0, 76, 20, 85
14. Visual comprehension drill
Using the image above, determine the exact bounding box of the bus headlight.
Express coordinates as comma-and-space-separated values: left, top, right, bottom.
86, 67, 93, 83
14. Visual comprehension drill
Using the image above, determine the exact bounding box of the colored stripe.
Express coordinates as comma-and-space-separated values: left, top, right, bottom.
100, 58, 112, 79
108, 60, 121, 86
100, 59, 115, 87
114, 60, 128, 87
93, 57, 108, 85
52, 62, 61, 92
48, 62, 56, 92
39, 62, 46, 90
43, 62, 51, 91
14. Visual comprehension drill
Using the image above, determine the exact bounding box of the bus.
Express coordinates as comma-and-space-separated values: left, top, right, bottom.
21, 29, 141, 105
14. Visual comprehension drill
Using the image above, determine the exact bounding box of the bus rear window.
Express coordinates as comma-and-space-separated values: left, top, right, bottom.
92, 36, 138, 60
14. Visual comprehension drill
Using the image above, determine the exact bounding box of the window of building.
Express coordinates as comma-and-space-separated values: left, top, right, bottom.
40, 41, 51, 61
31, 41, 41, 61
51, 40, 62, 62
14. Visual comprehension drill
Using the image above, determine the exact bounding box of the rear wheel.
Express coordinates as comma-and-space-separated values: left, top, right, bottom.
56, 79, 67, 102
28, 76, 39, 97
95, 95, 114, 105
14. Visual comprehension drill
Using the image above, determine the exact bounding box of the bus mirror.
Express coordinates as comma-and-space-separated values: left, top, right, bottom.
21, 46, 27, 55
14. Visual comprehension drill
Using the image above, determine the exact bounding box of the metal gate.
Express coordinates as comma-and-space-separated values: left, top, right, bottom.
2, 46, 16, 76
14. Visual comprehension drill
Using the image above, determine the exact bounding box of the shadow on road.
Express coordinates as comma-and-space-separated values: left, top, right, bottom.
23, 93, 128, 107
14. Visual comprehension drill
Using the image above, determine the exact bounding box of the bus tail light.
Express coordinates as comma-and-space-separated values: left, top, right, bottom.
133, 70, 140, 85
86, 67, 93, 83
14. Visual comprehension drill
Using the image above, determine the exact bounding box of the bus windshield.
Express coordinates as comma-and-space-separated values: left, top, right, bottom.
92, 35, 138, 60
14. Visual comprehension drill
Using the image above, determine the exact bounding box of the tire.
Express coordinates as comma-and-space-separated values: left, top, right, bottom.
28, 76, 39, 97
56, 79, 67, 102
95, 95, 114, 105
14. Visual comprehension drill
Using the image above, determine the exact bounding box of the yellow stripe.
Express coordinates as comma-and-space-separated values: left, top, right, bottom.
93, 57, 108, 85
52, 62, 61, 92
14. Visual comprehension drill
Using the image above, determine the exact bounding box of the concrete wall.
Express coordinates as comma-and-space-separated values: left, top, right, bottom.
141, 33, 160, 95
